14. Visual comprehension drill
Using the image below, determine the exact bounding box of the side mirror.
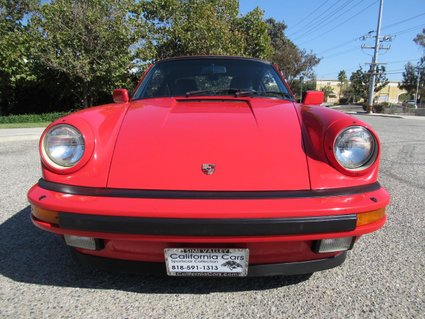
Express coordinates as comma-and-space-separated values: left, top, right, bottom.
113, 89, 129, 103
302, 91, 324, 105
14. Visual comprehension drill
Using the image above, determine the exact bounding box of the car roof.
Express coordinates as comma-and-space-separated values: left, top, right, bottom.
156, 55, 272, 65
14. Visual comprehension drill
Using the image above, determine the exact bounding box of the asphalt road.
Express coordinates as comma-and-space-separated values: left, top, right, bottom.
1, 115, 424, 318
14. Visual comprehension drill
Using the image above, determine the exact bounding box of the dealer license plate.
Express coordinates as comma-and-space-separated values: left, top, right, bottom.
164, 248, 249, 277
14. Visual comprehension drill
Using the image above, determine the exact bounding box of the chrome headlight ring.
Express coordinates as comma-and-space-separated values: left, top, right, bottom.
42, 124, 85, 168
333, 126, 378, 171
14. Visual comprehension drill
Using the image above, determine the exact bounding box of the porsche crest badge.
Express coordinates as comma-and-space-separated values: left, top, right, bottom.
201, 163, 216, 175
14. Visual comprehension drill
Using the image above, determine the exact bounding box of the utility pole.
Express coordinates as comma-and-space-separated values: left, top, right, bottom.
360, 0, 391, 113
415, 67, 420, 109
299, 76, 304, 102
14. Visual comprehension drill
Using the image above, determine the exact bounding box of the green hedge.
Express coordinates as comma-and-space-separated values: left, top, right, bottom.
0, 112, 69, 124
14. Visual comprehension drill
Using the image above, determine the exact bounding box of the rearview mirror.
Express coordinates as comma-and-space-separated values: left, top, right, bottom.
113, 89, 129, 103
201, 64, 227, 75
302, 91, 324, 105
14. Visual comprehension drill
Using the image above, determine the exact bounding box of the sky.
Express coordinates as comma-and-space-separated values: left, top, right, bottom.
239, 0, 425, 82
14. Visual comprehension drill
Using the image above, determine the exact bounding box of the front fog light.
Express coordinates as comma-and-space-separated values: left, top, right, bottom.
313, 237, 355, 253
64, 235, 103, 251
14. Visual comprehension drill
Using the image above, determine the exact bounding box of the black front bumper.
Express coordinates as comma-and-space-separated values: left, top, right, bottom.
59, 212, 357, 236
72, 250, 347, 277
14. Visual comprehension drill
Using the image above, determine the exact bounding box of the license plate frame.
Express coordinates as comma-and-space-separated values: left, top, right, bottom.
164, 248, 249, 277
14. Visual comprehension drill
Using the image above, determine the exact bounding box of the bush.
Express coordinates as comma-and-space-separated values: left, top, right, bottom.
362, 103, 385, 113
373, 104, 384, 113
338, 97, 349, 104
0, 112, 69, 124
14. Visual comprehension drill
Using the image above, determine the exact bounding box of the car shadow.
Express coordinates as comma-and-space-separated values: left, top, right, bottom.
0, 206, 312, 293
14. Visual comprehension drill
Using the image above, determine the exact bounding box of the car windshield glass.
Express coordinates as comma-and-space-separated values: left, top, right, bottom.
134, 58, 293, 100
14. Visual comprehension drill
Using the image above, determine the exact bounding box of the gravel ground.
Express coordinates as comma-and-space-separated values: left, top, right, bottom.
0, 115, 424, 318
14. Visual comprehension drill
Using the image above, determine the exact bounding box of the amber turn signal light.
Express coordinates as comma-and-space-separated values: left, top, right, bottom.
357, 208, 386, 226
31, 205, 59, 225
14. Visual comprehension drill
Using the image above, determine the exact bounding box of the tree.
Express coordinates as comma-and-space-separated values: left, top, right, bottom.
349, 66, 389, 103
29, 0, 152, 108
337, 70, 347, 100
399, 61, 424, 97
412, 30, 425, 104
291, 78, 316, 101
0, 0, 38, 115
414, 28, 425, 48
140, 0, 272, 60
266, 18, 320, 83
236, 7, 272, 59
320, 85, 334, 100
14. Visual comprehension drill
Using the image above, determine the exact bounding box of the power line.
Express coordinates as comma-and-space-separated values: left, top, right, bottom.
290, 0, 355, 40
381, 12, 425, 30
384, 58, 420, 64
298, 0, 379, 47
293, 0, 362, 41
316, 37, 358, 55
317, 60, 420, 79
385, 68, 406, 72
392, 24, 425, 37
287, 0, 333, 34
287, 0, 337, 37
302, 16, 423, 56
321, 46, 360, 60
318, 66, 359, 77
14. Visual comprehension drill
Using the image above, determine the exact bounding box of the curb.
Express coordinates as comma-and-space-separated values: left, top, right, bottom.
0, 128, 45, 142
344, 111, 403, 119
343, 111, 425, 120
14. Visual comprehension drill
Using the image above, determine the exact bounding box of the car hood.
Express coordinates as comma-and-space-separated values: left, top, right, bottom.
107, 97, 310, 191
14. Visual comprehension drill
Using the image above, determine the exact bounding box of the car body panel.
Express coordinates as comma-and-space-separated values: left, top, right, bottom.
41, 103, 129, 187
107, 97, 310, 190
296, 104, 381, 189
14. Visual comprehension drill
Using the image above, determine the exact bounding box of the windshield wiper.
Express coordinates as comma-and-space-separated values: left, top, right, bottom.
184, 89, 291, 99
233, 89, 257, 97
185, 90, 214, 97
185, 88, 256, 98
258, 91, 293, 100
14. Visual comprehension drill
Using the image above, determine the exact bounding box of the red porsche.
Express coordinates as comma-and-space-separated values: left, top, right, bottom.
28, 56, 389, 277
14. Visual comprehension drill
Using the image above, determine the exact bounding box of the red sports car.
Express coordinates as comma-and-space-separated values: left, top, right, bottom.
28, 56, 389, 277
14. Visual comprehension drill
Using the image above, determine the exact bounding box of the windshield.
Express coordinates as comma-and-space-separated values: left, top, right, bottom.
134, 58, 293, 100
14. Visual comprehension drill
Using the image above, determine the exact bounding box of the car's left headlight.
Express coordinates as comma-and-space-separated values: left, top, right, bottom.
43, 124, 85, 168
334, 126, 377, 170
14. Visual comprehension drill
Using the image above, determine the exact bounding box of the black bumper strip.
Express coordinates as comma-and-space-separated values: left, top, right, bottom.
38, 179, 381, 200
72, 250, 347, 277
59, 213, 357, 236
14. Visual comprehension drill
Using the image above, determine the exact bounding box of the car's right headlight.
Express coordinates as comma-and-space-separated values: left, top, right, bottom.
42, 124, 85, 168
333, 126, 377, 171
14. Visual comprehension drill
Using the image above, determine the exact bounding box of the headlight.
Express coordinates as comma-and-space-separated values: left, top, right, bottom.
334, 126, 377, 170
43, 124, 85, 167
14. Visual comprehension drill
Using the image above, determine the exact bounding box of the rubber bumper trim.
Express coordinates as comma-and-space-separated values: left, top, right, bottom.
59, 213, 357, 236
38, 178, 381, 200
72, 250, 347, 277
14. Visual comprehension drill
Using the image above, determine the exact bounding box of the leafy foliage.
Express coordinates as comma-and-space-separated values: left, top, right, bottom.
140, 0, 272, 59
399, 61, 424, 97
0, 112, 68, 123
0, 0, 38, 115
337, 70, 347, 99
266, 18, 320, 83
1, 0, 321, 115
349, 66, 389, 103
29, 0, 152, 107
290, 79, 317, 101
320, 85, 335, 99
414, 28, 425, 48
